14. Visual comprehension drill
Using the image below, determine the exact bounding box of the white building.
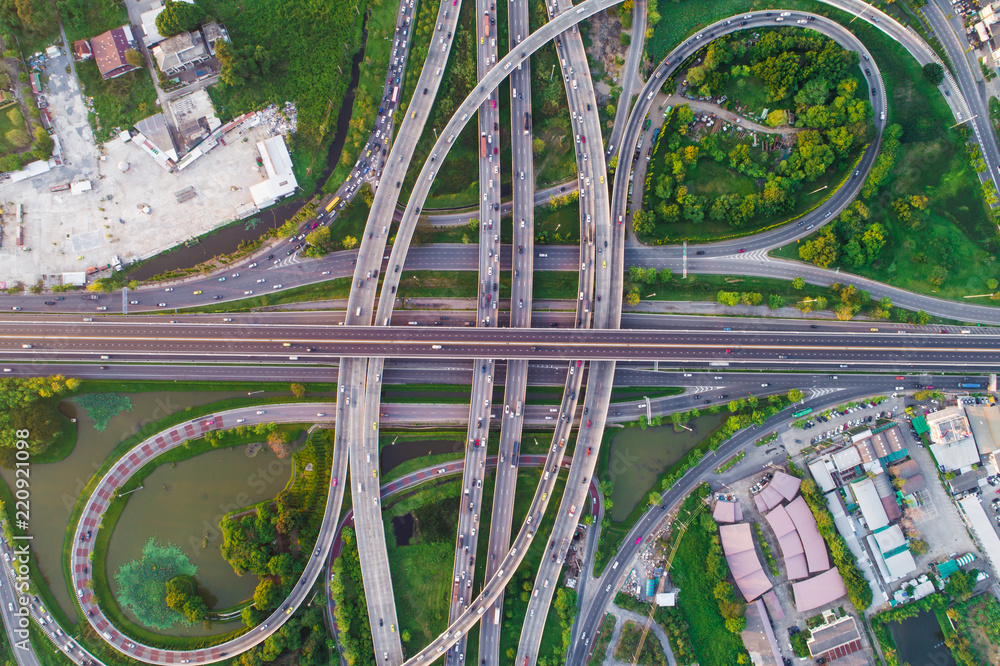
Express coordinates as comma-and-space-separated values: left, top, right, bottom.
249, 136, 298, 208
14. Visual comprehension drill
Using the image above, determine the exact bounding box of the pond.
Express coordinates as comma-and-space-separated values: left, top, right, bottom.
605, 413, 725, 522
391, 514, 415, 547
889, 609, 956, 666
0, 388, 283, 619
380, 438, 465, 475
106, 445, 291, 635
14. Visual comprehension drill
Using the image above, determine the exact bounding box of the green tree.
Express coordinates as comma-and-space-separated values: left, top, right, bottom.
767, 294, 784, 310
342, 235, 358, 250
125, 48, 143, 68
30, 125, 53, 161
945, 570, 974, 601
624, 290, 640, 307
922, 62, 944, 86
156, 0, 204, 38
792, 277, 805, 290
787, 388, 803, 402
290, 383, 306, 398
254, 578, 278, 610
659, 268, 672, 284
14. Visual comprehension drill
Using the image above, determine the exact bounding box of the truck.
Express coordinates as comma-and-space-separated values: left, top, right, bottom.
480, 133, 488, 158
515, 400, 522, 416
484, 12, 490, 37
391, 86, 399, 104
524, 112, 530, 134
511, 441, 519, 467
325, 196, 341, 213
584, 299, 590, 313
453, 576, 460, 602
556, 537, 569, 564
494, 607, 500, 625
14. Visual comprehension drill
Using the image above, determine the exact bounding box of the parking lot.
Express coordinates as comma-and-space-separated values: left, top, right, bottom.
0, 44, 293, 287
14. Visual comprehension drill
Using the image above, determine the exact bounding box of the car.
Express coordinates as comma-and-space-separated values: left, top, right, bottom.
586, 419, 591, 427
635, 536, 642, 544
44, 301, 56, 305
218, 277, 226, 282
373, 421, 377, 430
164, 287, 173, 292
726, 349, 732, 353
129, 300, 139, 305
193, 290, 202, 295
157, 302, 167, 307
244, 290, 253, 295
737, 248, 745, 253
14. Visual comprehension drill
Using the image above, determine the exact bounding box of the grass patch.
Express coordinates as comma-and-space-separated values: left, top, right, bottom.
0, 103, 30, 154
176, 278, 353, 313
384, 480, 462, 650
614, 620, 669, 666
497, 471, 568, 660
588, 613, 616, 665
73, 60, 158, 143
199, 0, 365, 186
669, 485, 750, 666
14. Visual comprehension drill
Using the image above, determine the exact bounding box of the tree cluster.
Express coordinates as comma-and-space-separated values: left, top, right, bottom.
221, 497, 307, 613
155, 0, 203, 39
236, 606, 329, 666
0, 376, 78, 467
640, 29, 872, 240
164, 575, 208, 623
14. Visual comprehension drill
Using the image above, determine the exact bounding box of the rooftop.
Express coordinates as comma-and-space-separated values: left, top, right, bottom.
926, 407, 972, 446
792, 568, 848, 613
90, 26, 139, 79
850, 477, 889, 532
967, 403, 1000, 455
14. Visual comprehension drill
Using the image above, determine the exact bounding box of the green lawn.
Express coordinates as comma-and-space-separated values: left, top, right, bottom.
719, 75, 774, 115
0, 103, 30, 154
200, 0, 365, 185
686, 155, 756, 199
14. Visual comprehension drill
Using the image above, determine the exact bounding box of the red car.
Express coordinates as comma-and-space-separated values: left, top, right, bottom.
332, 478, 337, 486
577, 360, 582, 367
738, 248, 746, 253
586, 419, 591, 427
581, 135, 586, 143
726, 349, 732, 354
493, 147, 498, 154
586, 447, 592, 455
635, 536, 642, 544
492, 100, 497, 109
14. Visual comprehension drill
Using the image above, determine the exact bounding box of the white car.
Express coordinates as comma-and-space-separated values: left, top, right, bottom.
256, 410, 266, 415
164, 287, 173, 292
244, 290, 254, 295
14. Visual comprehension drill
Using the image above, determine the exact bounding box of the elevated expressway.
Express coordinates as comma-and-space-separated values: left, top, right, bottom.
477, 0, 538, 659
443, 0, 505, 661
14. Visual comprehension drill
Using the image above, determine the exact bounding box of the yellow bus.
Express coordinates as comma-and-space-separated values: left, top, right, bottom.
325, 196, 341, 213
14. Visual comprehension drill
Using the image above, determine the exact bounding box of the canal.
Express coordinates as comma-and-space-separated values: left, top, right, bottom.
605, 414, 725, 522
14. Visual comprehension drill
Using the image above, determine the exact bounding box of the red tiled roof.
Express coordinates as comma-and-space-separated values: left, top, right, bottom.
91, 26, 138, 79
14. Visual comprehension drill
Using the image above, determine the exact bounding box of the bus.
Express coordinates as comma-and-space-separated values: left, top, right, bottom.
792, 408, 813, 418
959, 383, 982, 389
324, 196, 340, 213
390, 86, 399, 104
